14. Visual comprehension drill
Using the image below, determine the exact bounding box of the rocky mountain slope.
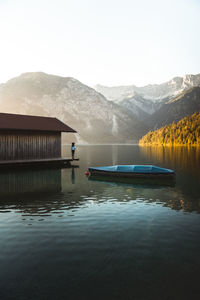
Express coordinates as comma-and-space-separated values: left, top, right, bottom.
95, 74, 200, 119
0, 72, 147, 144
118, 92, 157, 120
146, 86, 200, 129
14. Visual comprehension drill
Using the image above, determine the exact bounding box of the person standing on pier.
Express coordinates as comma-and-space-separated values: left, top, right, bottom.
71, 142, 76, 160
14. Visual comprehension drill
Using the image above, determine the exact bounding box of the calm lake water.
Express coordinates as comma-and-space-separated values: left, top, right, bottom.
0, 145, 200, 300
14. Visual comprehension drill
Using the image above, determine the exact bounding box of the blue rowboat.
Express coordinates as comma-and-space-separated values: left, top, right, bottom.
88, 165, 175, 178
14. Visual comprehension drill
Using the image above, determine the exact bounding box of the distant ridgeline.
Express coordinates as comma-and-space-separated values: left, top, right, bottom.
139, 112, 200, 146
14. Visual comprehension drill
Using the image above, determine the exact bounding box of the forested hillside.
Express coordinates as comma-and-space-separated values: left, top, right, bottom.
139, 112, 200, 146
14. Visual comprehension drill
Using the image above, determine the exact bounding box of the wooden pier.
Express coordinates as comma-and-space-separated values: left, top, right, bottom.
0, 157, 79, 168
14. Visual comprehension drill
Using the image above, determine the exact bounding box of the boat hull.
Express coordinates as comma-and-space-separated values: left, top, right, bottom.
88, 169, 174, 179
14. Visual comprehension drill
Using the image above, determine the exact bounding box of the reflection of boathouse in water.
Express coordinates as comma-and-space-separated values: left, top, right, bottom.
0, 168, 80, 216
0, 112, 76, 166
0, 169, 62, 196
0, 168, 63, 216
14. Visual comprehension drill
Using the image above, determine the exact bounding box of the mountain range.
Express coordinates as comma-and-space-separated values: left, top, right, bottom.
95, 74, 200, 120
0, 72, 200, 144
146, 86, 200, 129
0, 72, 146, 144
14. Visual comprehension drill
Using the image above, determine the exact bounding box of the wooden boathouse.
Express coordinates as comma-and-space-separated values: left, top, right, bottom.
0, 112, 77, 166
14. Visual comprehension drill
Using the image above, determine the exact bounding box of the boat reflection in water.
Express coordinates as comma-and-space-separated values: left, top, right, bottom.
0, 162, 199, 217
88, 175, 200, 213
88, 174, 175, 188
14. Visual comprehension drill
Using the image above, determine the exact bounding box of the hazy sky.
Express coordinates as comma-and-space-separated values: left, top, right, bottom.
0, 0, 200, 87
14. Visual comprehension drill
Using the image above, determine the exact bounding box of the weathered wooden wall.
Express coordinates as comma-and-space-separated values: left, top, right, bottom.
0, 130, 61, 160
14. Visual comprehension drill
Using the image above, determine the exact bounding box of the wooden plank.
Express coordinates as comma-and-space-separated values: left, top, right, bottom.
0, 157, 79, 166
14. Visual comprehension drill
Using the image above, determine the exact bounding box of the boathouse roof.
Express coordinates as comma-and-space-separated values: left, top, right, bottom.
0, 113, 76, 133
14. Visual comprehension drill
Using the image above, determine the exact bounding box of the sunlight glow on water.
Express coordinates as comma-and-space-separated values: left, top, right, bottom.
0, 145, 200, 300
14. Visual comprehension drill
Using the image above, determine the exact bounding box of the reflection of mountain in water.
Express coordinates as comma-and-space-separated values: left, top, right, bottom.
139, 145, 200, 212
139, 145, 200, 175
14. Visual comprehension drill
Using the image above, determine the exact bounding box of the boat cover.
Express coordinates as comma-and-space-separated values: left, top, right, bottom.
88, 165, 174, 174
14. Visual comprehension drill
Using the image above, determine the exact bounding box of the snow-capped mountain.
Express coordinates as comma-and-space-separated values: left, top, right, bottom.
94, 74, 200, 119
0, 72, 147, 144
115, 91, 160, 120
1, 72, 199, 144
